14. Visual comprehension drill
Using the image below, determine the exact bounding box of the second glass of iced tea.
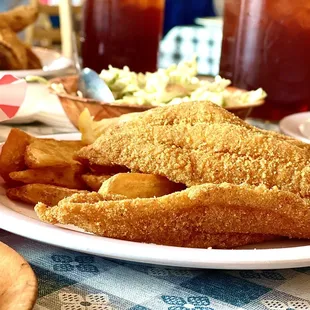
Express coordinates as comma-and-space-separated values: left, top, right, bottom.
220, 0, 310, 120
81, 0, 165, 74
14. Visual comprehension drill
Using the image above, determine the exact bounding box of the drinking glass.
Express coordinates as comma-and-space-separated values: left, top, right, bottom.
81, 0, 165, 73
219, 0, 310, 120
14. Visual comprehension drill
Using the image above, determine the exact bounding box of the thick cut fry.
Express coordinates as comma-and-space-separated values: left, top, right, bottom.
0, 129, 33, 183
7, 184, 87, 206
9, 166, 86, 189
81, 174, 111, 191
78, 108, 140, 144
99, 173, 185, 198
25, 139, 85, 168
35, 183, 310, 246
0, 5, 38, 33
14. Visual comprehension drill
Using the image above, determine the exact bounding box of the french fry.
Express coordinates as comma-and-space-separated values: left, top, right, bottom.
81, 174, 111, 191
78, 108, 141, 144
25, 139, 85, 168
0, 128, 33, 183
9, 166, 86, 189
98, 173, 185, 198
7, 184, 88, 206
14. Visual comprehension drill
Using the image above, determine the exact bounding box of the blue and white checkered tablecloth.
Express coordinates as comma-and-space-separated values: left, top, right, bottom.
159, 23, 223, 76
1, 228, 310, 310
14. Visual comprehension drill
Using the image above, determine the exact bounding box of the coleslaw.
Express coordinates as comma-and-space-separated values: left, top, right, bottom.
99, 57, 267, 107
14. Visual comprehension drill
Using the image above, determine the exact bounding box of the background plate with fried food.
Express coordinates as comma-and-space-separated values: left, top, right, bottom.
0, 28, 28, 70
0, 5, 38, 33
0, 47, 72, 78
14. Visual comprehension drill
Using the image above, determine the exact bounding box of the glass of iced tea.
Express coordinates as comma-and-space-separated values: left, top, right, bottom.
220, 0, 310, 120
81, 0, 165, 74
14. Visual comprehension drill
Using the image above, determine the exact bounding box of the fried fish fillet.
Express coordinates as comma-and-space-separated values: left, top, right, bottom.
77, 101, 310, 197
35, 191, 277, 249
35, 183, 310, 247
80, 99, 310, 151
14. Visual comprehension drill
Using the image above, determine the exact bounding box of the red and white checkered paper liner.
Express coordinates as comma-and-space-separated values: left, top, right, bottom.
0, 75, 26, 120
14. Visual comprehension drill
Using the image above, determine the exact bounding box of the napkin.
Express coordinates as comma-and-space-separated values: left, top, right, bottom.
1, 81, 75, 129
0, 75, 26, 121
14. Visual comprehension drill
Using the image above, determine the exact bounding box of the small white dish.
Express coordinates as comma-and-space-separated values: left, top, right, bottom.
0, 47, 72, 78
279, 112, 310, 144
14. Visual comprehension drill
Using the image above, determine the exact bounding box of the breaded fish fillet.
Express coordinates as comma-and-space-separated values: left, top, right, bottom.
35, 189, 276, 249
77, 101, 310, 197
35, 183, 310, 245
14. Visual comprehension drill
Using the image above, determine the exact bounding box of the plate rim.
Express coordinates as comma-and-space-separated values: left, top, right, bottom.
1, 132, 310, 270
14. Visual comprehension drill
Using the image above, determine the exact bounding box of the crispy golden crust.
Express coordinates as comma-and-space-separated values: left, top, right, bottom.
35, 183, 310, 245
37, 201, 278, 248
77, 101, 310, 197
35, 190, 277, 249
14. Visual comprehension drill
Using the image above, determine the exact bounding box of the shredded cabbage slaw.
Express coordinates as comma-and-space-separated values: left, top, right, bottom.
99, 57, 267, 107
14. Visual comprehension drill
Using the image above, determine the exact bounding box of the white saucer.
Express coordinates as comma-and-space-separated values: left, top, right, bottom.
279, 112, 310, 144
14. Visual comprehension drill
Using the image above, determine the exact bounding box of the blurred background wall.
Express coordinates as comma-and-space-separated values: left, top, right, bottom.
163, 0, 223, 36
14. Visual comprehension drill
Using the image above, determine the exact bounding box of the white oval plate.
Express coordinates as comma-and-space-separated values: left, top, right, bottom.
279, 112, 310, 144
0, 47, 72, 78
1, 132, 310, 270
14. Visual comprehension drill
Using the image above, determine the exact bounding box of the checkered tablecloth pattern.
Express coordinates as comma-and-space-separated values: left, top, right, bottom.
159, 24, 222, 76
1, 229, 310, 310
